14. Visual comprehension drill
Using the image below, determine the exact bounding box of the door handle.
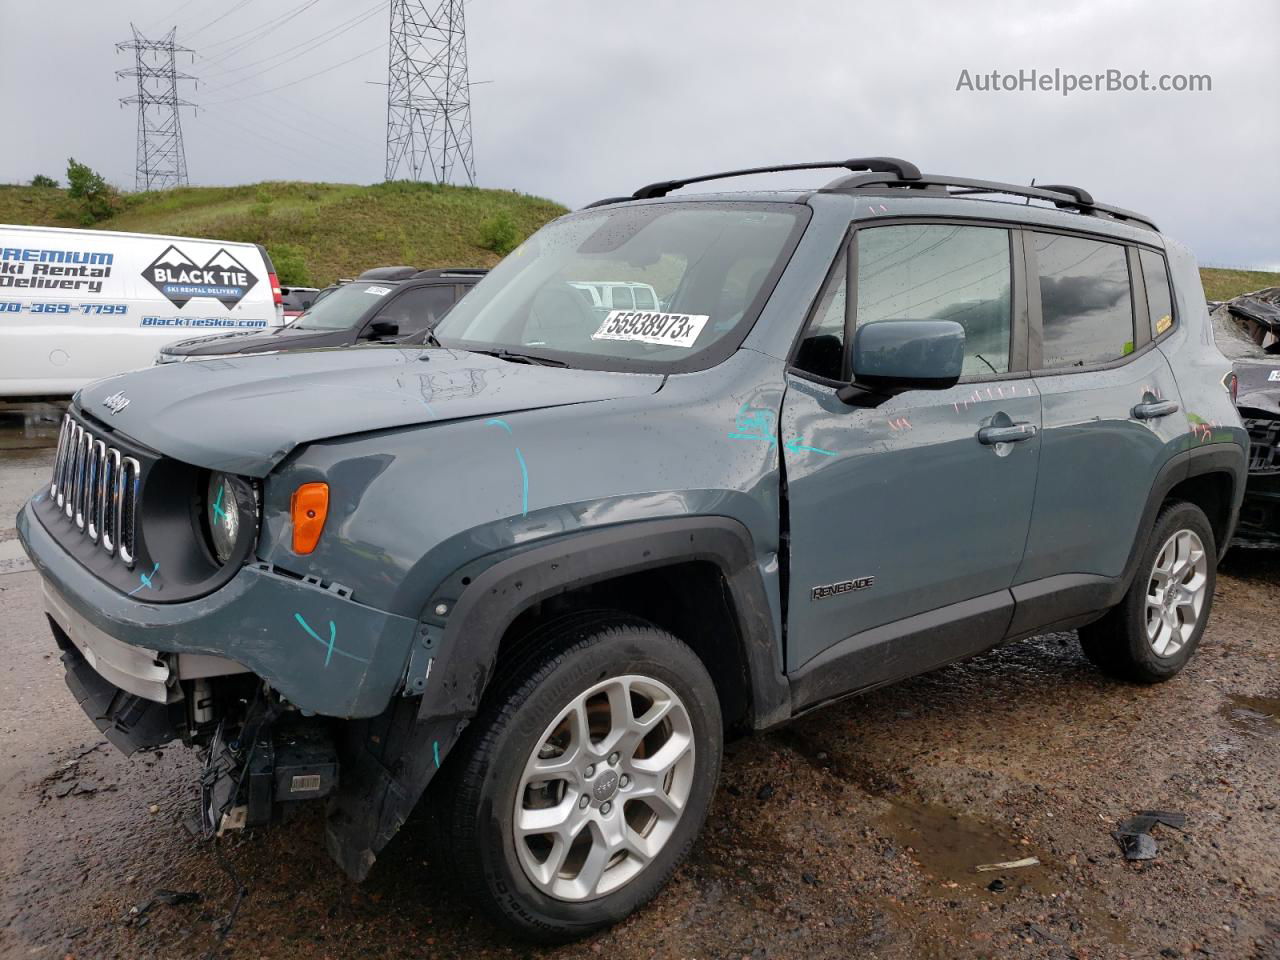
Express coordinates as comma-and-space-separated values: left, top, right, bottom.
1132, 399, 1179, 420
977, 422, 1037, 445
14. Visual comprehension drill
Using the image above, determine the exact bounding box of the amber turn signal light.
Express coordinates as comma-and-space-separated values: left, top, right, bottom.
291, 482, 329, 554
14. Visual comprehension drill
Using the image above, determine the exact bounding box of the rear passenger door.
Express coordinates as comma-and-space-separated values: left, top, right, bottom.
1010, 230, 1184, 625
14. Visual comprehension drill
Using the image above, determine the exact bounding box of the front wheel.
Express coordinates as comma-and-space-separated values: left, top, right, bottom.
1080, 501, 1217, 683
431, 614, 723, 942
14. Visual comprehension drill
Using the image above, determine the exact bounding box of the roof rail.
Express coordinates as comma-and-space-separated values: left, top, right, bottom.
357, 266, 418, 281
823, 172, 1157, 231
626, 157, 921, 202
413, 267, 488, 279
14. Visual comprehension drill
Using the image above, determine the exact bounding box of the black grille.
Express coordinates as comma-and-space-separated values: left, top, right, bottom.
1245, 418, 1280, 474
49, 413, 140, 565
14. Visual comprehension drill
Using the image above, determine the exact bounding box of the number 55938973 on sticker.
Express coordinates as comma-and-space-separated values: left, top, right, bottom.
591, 309, 710, 347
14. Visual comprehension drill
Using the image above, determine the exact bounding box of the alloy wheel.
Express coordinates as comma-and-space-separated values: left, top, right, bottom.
513, 674, 695, 901
1145, 528, 1209, 658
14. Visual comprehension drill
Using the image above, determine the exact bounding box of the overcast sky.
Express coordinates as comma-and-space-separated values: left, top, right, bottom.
1, 0, 1276, 269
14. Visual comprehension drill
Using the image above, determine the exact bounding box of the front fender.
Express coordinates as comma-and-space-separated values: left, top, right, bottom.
419, 515, 790, 726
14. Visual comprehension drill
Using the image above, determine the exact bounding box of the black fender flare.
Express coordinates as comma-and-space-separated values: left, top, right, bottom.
325, 516, 791, 883
418, 515, 791, 728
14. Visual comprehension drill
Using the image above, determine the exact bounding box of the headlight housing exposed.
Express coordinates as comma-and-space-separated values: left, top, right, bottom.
201, 471, 258, 567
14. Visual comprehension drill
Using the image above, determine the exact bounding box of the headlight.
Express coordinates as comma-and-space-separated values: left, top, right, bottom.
204, 472, 256, 565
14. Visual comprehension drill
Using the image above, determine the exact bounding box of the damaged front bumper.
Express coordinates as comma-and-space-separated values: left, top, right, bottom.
19, 496, 447, 875
18, 498, 419, 721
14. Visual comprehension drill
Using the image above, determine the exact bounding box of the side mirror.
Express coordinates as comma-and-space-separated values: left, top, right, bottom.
839, 319, 965, 405
367, 319, 400, 338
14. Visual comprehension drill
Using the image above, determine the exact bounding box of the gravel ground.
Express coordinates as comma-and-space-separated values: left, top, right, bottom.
1, 408, 1277, 960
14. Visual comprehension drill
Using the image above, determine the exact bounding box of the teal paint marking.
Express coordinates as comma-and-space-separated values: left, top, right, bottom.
293, 613, 370, 666
784, 438, 837, 457
728, 403, 777, 447
211, 483, 227, 525
486, 418, 529, 516
433, 741, 441, 768
127, 562, 160, 597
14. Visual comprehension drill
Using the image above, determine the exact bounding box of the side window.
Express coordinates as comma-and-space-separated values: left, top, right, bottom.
793, 257, 847, 381
374, 286, 456, 335
1140, 249, 1175, 338
1034, 233, 1134, 368
634, 286, 656, 310
855, 224, 1012, 377
610, 287, 635, 310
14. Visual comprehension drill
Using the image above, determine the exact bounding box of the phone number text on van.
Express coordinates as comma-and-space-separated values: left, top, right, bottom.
0, 301, 127, 315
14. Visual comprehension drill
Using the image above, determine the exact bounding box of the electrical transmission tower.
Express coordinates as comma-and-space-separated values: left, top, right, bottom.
385, 0, 476, 185
116, 26, 196, 191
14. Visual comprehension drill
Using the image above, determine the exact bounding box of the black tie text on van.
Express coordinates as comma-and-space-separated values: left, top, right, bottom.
0, 247, 112, 295
143, 245, 258, 310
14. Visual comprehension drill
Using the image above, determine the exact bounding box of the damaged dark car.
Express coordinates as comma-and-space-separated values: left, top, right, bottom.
1213, 288, 1280, 541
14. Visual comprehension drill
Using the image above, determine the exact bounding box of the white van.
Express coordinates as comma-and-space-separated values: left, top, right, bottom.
567, 280, 662, 314
0, 224, 284, 397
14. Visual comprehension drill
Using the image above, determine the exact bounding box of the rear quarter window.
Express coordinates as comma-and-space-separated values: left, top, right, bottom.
1140, 249, 1175, 338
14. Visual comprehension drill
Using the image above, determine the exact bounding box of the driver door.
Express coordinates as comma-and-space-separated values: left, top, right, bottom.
782, 221, 1041, 701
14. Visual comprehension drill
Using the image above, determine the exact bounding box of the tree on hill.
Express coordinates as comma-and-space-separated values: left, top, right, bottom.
65, 158, 120, 225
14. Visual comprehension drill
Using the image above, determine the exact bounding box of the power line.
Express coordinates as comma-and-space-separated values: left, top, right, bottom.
116, 25, 196, 190
142, 0, 202, 36
196, 0, 325, 64
385, 0, 476, 184
199, 1, 388, 92
185, 0, 256, 42
201, 0, 385, 75
202, 40, 386, 106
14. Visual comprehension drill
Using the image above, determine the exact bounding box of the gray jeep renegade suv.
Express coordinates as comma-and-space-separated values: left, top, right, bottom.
17, 157, 1248, 941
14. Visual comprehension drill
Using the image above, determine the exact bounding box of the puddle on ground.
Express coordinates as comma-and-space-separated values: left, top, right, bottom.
1221, 694, 1280, 737
0, 407, 64, 452
874, 798, 1052, 895
777, 725, 1131, 950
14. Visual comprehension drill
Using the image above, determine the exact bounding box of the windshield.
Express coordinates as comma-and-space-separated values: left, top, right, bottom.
433, 201, 808, 372
292, 281, 394, 330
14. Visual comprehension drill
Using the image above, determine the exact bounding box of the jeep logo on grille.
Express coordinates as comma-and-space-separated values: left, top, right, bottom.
142, 244, 258, 310
101, 391, 130, 415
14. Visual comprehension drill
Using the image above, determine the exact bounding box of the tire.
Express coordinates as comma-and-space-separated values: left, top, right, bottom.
1079, 501, 1217, 683
430, 612, 723, 942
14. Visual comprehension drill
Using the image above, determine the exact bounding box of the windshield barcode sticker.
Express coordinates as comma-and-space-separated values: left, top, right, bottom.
365, 285, 392, 296
592, 310, 709, 348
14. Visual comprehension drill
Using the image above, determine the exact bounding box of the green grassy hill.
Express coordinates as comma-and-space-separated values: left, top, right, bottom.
1, 181, 1274, 298
0, 181, 567, 287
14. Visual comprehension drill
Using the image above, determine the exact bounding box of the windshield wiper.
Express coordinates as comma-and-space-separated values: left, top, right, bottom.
474, 348, 568, 367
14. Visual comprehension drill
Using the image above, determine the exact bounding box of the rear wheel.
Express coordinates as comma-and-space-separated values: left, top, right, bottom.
1080, 501, 1217, 683
431, 614, 722, 942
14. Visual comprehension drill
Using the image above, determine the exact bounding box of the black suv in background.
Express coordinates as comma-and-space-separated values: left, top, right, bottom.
155, 267, 486, 363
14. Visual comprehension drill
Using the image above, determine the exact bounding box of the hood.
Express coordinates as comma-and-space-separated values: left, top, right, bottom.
78, 346, 664, 476
1234, 357, 1280, 416
163, 325, 332, 357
